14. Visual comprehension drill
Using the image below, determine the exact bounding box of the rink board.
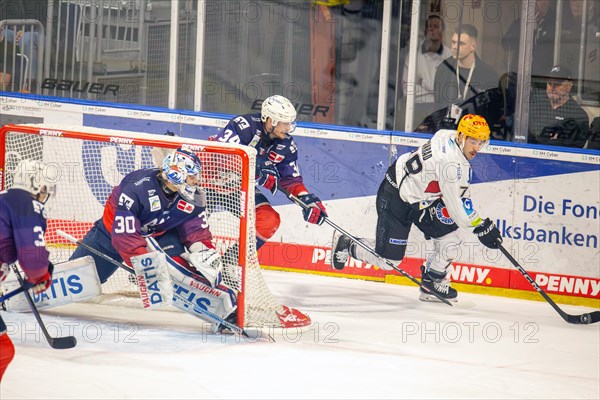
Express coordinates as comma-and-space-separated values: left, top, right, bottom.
1, 93, 598, 305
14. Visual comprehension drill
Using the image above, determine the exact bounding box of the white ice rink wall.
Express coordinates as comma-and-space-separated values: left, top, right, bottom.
1, 93, 598, 307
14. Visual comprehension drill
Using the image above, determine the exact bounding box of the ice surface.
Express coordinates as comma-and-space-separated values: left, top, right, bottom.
2, 270, 599, 399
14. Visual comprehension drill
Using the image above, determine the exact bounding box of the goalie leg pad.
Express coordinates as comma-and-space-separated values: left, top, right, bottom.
146, 237, 237, 325
2, 256, 102, 312
130, 251, 173, 309
170, 268, 238, 326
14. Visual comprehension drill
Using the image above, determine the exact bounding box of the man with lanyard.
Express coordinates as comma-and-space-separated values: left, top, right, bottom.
433, 24, 498, 123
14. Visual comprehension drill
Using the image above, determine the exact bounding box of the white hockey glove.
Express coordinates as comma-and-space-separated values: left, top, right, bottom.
181, 242, 223, 288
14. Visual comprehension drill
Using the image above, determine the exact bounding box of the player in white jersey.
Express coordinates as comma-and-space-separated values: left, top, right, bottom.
332, 114, 502, 302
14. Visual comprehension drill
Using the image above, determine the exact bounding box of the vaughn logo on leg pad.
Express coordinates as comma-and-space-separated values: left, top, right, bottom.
131, 251, 173, 309
171, 277, 237, 322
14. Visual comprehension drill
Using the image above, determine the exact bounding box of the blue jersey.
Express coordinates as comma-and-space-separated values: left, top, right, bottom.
0, 189, 50, 282
214, 113, 306, 194
101, 168, 212, 265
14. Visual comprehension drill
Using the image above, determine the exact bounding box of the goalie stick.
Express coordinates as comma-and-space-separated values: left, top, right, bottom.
9, 265, 77, 349
498, 243, 600, 325
56, 230, 255, 338
280, 188, 453, 306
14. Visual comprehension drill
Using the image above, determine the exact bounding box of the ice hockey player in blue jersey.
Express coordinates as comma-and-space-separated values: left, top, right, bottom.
70, 148, 217, 283
212, 95, 328, 249
0, 160, 56, 381
70, 148, 238, 328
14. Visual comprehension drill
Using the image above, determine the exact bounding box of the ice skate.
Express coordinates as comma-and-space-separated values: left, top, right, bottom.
419, 265, 458, 302
331, 231, 352, 270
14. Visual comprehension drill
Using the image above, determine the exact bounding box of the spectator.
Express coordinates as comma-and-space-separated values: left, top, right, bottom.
528, 65, 590, 147
502, 0, 556, 80
0, 0, 47, 87
402, 14, 451, 126
587, 117, 600, 150
0, 29, 23, 91
433, 24, 498, 119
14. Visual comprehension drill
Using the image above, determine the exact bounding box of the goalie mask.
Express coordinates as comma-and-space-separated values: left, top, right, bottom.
162, 148, 202, 201
261, 95, 297, 135
11, 159, 57, 204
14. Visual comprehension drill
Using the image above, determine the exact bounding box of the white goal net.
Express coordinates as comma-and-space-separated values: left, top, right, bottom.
0, 124, 310, 329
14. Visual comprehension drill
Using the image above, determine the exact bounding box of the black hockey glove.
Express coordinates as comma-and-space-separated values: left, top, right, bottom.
256, 161, 280, 195
299, 193, 328, 225
473, 218, 502, 249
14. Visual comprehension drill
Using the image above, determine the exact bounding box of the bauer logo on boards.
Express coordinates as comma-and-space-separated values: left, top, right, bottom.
39, 129, 63, 137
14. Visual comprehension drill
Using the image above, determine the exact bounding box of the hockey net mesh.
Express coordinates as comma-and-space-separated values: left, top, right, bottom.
1, 124, 306, 328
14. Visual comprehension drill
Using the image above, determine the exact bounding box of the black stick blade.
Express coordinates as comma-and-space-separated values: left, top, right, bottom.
565, 311, 600, 325
579, 311, 600, 325
50, 336, 77, 349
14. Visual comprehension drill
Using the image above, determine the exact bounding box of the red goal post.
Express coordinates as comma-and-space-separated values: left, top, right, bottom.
0, 124, 310, 329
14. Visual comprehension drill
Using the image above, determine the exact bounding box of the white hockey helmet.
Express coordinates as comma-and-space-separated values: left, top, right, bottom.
11, 159, 57, 203
162, 148, 202, 201
261, 95, 297, 132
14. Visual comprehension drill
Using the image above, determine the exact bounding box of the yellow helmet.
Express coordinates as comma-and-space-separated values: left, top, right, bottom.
457, 114, 490, 142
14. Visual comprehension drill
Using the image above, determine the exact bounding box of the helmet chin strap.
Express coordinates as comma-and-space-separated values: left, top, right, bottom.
34, 191, 50, 204
262, 121, 276, 144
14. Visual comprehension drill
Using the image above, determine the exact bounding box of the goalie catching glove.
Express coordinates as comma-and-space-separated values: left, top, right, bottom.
256, 160, 280, 195
180, 242, 224, 288
299, 193, 328, 225
473, 218, 502, 249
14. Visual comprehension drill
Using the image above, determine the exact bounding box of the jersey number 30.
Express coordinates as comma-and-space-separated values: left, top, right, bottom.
114, 215, 136, 234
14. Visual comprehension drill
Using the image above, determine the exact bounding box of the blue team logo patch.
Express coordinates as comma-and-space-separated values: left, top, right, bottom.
461, 198, 475, 215
435, 202, 455, 225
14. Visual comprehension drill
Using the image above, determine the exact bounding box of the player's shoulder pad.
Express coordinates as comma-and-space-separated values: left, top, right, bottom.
2, 188, 45, 216
431, 131, 460, 161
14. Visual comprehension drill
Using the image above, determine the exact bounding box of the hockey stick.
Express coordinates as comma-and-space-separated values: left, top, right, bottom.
56, 230, 254, 338
280, 189, 453, 306
9, 265, 77, 349
498, 243, 600, 325
0, 281, 33, 303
